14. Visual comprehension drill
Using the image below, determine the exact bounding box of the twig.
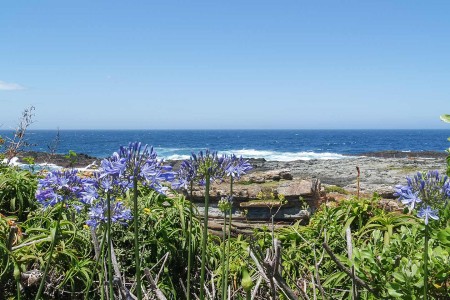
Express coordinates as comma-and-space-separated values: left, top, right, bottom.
143, 268, 167, 300
155, 252, 169, 283
110, 243, 136, 300
251, 276, 263, 300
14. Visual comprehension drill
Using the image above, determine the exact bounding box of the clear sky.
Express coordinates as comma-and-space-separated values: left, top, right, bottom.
1, 1, 449, 130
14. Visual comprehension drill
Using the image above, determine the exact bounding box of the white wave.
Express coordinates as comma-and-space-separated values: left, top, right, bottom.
157, 148, 350, 161
222, 149, 348, 161
165, 154, 191, 160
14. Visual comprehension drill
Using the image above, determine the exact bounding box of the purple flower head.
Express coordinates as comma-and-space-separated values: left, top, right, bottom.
100, 152, 127, 178
172, 159, 198, 190
193, 150, 227, 183
86, 198, 133, 228
394, 170, 450, 224
113, 142, 174, 194
400, 190, 422, 210
80, 183, 98, 205
36, 169, 86, 208
225, 155, 253, 180
417, 206, 439, 225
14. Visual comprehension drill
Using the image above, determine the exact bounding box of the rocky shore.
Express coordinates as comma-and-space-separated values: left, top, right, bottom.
11, 150, 447, 224
15, 150, 448, 197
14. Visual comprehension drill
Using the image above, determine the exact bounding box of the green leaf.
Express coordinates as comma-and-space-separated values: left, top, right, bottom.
440, 114, 450, 123
392, 271, 406, 282
387, 287, 404, 297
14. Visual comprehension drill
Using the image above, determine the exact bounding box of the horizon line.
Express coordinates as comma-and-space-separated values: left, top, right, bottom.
1, 128, 449, 131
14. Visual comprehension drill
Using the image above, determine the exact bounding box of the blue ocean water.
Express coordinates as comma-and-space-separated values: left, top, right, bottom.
0, 130, 449, 161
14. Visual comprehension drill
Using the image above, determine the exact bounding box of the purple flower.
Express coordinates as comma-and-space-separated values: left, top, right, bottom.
86, 198, 132, 228
417, 206, 439, 225
36, 169, 86, 208
172, 159, 197, 190
193, 150, 227, 183
399, 190, 422, 210
80, 184, 98, 205
100, 152, 127, 178
111, 142, 174, 194
225, 155, 252, 179
394, 170, 450, 225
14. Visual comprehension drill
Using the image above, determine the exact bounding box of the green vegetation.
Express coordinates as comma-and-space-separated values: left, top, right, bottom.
0, 164, 449, 298
324, 185, 349, 195
0, 113, 448, 299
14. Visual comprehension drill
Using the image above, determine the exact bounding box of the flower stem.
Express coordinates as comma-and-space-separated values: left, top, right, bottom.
133, 177, 142, 300
35, 206, 62, 300
16, 279, 21, 300
224, 177, 233, 299
424, 223, 429, 300
221, 211, 227, 300
106, 192, 114, 299
199, 173, 210, 300
187, 181, 193, 300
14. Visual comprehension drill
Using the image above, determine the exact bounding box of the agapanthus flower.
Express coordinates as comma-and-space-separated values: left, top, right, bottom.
100, 152, 127, 178
417, 206, 439, 225
225, 155, 253, 179
394, 186, 422, 210
79, 183, 99, 205
394, 170, 450, 224
172, 159, 198, 190
36, 169, 90, 208
193, 150, 227, 183
100, 142, 174, 194
86, 198, 132, 228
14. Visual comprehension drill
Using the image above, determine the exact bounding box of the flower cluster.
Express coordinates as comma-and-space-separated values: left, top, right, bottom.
193, 150, 227, 184
36, 169, 94, 208
85, 198, 132, 228
225, 154, 253, 180
172, 151, 253, 191
172, 158, 198, 190
103, 142, 175, 194
83, 142, 174, 228
394, 170, 450, 224
36, 142, 175, 229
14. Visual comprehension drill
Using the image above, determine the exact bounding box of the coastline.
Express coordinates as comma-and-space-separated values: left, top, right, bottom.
13, 150, 448, 197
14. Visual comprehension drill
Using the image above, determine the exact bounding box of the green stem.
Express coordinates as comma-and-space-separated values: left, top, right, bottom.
221, 211, 227, 300
246, 291, 251, 300
35, 206, 62, 300
85, 228, 108, 300
424, 223, 429, 300
133, 177, 142, 300
199, 174, 210, 300
187, 181, 193, 300
17, 279, 21, 300
106, 193, 114, 299
224, 178, 233, 299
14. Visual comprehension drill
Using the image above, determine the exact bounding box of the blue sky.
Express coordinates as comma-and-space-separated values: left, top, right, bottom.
1, 1, 449, 129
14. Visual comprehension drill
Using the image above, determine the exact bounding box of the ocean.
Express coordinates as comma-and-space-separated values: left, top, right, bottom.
1, 129, 449, 161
